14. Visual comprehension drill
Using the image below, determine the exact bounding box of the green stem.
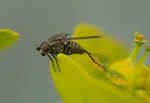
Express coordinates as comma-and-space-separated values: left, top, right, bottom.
129, 43, 141, 63
136, 50, 149, 68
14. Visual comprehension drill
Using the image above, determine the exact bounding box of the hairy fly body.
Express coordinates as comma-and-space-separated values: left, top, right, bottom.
36, 34, 106, 72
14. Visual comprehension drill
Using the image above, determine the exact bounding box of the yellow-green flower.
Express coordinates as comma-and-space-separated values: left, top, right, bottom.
50, 23, 150, 103
0, 29, 19, 51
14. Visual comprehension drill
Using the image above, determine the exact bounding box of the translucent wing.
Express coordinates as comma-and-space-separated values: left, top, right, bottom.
48, 33, 103, 46
48, 33, 71, 46
66, 35, 103, 40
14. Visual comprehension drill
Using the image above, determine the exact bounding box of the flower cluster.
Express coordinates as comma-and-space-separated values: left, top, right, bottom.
50, 23, 150, 103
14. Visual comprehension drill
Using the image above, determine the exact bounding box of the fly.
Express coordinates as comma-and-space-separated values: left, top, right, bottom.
36, 34, 106, 72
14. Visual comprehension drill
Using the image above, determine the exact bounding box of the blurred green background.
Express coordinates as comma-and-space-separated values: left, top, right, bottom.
0, 0, 150, 103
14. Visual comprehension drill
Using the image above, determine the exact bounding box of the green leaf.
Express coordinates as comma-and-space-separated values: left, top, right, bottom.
50, 54, 147, 103
71, 54, 107, 78
72, 23, 129, 66
0, 29, 19, 51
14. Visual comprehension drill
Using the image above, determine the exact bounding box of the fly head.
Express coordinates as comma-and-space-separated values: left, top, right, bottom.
36, 42, 50, 56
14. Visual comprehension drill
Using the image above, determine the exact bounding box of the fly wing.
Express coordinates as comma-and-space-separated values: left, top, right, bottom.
48, 33, 71, 46
66, 35, 103, 40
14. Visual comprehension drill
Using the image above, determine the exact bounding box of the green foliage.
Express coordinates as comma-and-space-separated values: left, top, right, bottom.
50, 54, 146, 103
49, 23, 150, 103
0, 29, 19, 51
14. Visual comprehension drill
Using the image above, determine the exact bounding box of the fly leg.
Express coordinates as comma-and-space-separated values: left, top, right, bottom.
64, 41, 70, 54
47, 54, 57, 73
51, 54, 60, 72
68, 49, 106, 72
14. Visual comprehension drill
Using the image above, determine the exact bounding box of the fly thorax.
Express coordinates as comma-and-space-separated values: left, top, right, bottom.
56, 45, 65, 53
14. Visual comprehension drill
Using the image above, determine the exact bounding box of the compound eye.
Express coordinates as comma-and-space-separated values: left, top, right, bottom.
41, 43, 50, 52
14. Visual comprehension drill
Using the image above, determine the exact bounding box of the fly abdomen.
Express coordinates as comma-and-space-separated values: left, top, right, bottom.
69, 41, 84, 54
